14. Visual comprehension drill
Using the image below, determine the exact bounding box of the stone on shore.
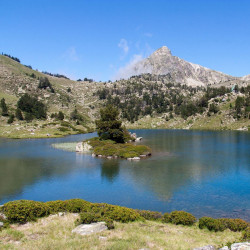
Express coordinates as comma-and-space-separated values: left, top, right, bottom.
72, 222, 108, 236
193, 246, 216, 250
76, 142, 92, 153
231, 242, 250, 250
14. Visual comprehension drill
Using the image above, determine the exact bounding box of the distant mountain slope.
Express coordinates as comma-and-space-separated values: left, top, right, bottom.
118, 46, 244, 87
242, 74, 250, 81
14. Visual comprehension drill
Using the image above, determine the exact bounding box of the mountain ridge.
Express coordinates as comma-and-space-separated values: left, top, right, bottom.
119, 46, 248, 87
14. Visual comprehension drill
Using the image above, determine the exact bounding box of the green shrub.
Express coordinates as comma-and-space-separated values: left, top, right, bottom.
199, 217, 249, 232
4, 200, 49, 223
76, 211, 115, 230
162, 213, 170, 223
77, 211, 101, 225
165, 211, 196, 226
242, 227, 250, 241
222, 218, 249, 232
46, 200, 67, 213
199, 217, 226, 232
64, 199, 91, 213
135, 209, 163, 221
81, 203, 141, 223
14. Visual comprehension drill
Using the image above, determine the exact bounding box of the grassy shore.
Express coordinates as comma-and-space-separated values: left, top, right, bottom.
0, 213, 242, 250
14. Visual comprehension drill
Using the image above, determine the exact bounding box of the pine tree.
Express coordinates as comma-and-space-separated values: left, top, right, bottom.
15, 108, 24, 120
0, 98, 8, 116
95, 104, 125, 143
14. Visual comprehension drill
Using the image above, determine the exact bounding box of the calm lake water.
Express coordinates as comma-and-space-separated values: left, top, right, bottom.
0, 130, 250, 221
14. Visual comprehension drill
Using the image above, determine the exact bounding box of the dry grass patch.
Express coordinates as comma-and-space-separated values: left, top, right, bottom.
0, 213, 242, 250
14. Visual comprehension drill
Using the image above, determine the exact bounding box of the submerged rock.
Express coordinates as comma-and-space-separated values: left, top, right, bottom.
72, 222, 107, 236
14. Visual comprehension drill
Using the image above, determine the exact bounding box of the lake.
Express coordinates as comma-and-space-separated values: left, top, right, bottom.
0, 129, 249, 221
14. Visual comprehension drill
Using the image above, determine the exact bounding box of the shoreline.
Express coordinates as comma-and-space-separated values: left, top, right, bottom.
0, 126, 249, 140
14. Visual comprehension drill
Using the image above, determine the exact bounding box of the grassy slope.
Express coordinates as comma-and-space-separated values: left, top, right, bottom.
0, 213, 241, 250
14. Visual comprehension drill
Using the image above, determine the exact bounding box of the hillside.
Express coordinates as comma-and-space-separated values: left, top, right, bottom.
0, 52, 249, 138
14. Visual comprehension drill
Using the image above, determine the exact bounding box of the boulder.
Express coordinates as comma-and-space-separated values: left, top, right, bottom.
135, 137, 143, 141
72, 222, 108, 236
231, 242, 250, 250
0, 222, 3, 228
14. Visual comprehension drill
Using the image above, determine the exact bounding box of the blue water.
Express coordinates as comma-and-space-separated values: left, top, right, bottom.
0, 130, 249, 221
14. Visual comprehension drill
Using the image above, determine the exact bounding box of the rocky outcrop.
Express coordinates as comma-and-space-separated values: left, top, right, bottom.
76, 142, 92, 153
72, 222, 108, 236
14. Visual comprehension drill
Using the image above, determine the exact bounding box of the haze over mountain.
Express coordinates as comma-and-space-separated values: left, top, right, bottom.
116, 46, 248, 87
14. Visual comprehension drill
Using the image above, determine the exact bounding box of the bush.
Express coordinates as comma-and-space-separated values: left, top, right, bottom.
164, 211, 196, 226
76, 211, 115, 230
135, 209, 163, 221
4, 200, 49, 223
225, 218, 249, 232
64, 199, 91, 213
46, 200, 67, 213
80, 203, 142, 223
199, 217, 249, 232
242, 227, 250, 241
199, 217, 226, 232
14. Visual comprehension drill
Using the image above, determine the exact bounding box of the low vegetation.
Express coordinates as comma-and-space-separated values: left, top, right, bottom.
87, 137, 151, 158
0, 199, 249, 249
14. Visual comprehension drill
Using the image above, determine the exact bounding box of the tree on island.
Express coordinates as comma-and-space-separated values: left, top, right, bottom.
95, 104, 126, 143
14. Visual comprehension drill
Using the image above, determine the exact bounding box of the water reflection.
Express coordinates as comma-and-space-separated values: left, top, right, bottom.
101, 159, 120, 182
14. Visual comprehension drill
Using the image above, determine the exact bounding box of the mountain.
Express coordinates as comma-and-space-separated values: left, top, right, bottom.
119, 46, 242, 87
242, 74, 250, 81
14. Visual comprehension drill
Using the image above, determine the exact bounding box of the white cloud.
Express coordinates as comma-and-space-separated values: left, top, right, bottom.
113, 54, 144, 80
62, 47, 80, 61
118, 38, 129, 59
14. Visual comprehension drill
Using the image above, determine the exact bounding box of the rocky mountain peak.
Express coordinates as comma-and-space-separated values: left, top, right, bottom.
152, 46, 172, 57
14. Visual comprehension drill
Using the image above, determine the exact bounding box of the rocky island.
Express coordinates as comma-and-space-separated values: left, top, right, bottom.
76, 105, 151, 160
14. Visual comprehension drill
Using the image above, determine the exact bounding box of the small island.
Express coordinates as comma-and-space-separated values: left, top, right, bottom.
76, 105, 151, 160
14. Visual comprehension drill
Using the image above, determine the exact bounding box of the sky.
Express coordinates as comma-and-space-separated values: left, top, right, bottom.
1, 0, 250, 81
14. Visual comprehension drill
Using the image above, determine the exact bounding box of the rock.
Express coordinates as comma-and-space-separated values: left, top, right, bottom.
0, 222, 3, 228
193, 246, 216, 250
97, 155, 103, 158
133, 157, 140, 160
140, 155, 147, 158
107, 156, 113, 159
0, 213, 7, 220
76, 142, 92, 152
72, 222, 108, 236
135, 137, 143, 141
58, 212, 65, 216
231, 242, 250, 250
219, 247, 229, 250
91, 153, 96, 157
76, 142, 83, 152
127, 157, 140, 161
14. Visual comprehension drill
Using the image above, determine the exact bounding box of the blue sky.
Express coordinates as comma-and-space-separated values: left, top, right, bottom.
1, 0, 250, 81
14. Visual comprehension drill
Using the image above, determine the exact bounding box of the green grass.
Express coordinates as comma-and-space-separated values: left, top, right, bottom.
0, 214, 242, 250
87, 138, 151, 158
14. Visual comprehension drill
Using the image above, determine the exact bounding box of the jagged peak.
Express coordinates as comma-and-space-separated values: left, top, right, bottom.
151, 46, 172, 57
